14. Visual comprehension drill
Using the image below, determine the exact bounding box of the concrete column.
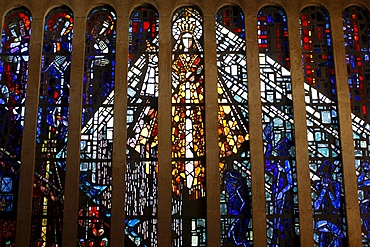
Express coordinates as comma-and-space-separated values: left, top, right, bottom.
203, 2, 220, 246
244, 3, 267, 246
62, 5, 86, 246
111, 1, 128, 246
15, 7, 43, 247
286, 7, 315, 247
157, 3, 172, 247
329, 5, 362, 246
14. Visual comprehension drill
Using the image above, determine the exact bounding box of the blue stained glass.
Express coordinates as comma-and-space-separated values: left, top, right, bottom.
258, 6, 299, 245
343, 5, 370, 245
77, 6, 116, 247
216, 5, 252, 247
30, 7, 72, 246
0, 6, 31, 246
301, 6, 347, 246
0, 6, 31, 237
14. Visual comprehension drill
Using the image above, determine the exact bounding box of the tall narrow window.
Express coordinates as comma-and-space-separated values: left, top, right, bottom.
30, 7, 73, 246
258, 6, 299, 245
171, 7, 206, 246
126, 4, 159, 246
342, 6, 370, 245
78, 6, 116, 246
300, 6, 347, 246
216, 6, 252, 246
0, 7, 31, 245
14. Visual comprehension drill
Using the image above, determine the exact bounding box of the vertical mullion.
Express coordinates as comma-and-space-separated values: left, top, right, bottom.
111, 2, 128, 246
203, 4, 220, 247
62, 13, 85, 246
157, 6, 172, 247
244, 7, 267, 247
15, 14, 43, 247
330, 7, 362, 246
286, 9, 314, 246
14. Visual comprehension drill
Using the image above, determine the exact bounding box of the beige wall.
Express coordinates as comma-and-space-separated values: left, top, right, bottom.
0, 0, 368, 246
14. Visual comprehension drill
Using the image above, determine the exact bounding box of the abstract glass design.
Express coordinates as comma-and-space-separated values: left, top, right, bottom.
216, 6, 252, 247
77, 6, 116, 246
258, 6, 299, 245
301, 6, 347, 246
0, 7, 31, 246
30, 7, 73, 246
125, 4, 159, 246
171, 7, 206, 246
342, 6, 370, 244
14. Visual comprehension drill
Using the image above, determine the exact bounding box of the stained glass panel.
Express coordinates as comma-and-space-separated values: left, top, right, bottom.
77, 6, 116, 246
301, 6, 347, 246
171, 7, 206, 246
258, 6, 299, 245
30, 7, 73, 246
342, 5, 370, 245
216, 6, 252, 247
125, 4, 159, 246
0, 7, 31, 246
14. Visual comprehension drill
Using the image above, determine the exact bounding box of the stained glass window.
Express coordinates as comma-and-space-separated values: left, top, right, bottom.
77, 6, 116, 246
30, 7, 73, 246
125, 4, 159, 246
300, 6, 347, 246
258, 6, 299, 245
215, 6, 252, 247
342, 5, 370, 244
0, 7, 31, 246
171, 6, 206, 246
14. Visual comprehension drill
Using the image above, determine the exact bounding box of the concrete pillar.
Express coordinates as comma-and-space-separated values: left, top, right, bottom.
15, 6, 43, 246
110, 1, 129, 246
157, 2, 172, 246
243, 2, 267, 246
62, 3, 86, 245
329, 4, 362, 246
286, 6, 315, 247
203, 2, 220, 246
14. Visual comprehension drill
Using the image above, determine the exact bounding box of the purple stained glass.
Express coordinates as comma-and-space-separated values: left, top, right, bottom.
30, 7, 73, 246
0, 7, 31, 246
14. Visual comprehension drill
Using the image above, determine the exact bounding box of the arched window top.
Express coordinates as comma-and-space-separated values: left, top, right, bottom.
129, 4, 159, 55
300, 6, 330, 31
1, 7, 31, 54
216, 5, 245, 38
88, 4, 116, 18
172, 6, 203, 52
44, 6, 73, 44
215, 5, 245, 53
257, 5, 289, 67
343, 5, 370, 52
86, 5, 116, 55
